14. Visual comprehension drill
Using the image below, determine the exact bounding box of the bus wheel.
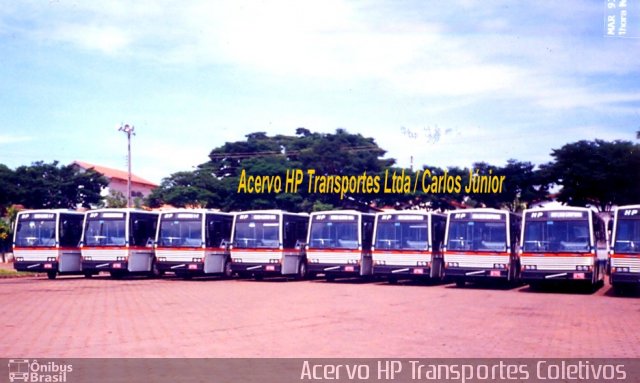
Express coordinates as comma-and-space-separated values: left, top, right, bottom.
149, 262, 161, 278
455, 279, 465, 288
83, 272, 93, 278
110, 271, 124, 279
297, 261, 307, 280
253, 274, 264, 281
223, 259, 233, 279
388, 276, 398, 285
47, 272, 57, 280
325, 274, 335, 282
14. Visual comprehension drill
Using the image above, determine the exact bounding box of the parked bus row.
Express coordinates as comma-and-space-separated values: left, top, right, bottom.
11, 205, 640, 293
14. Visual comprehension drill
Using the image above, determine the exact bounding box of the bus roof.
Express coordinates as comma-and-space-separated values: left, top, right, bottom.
158, 208, 233, 216
17, 209, 84, 216
309, 209, 374, 217
233, 209, 308, 218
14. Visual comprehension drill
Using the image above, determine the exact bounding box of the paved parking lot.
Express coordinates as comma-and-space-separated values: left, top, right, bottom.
1, 273, 639, 358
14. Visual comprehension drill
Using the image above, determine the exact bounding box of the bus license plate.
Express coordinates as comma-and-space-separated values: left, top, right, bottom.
44, 263, 53, 269
112, 263, 122, 269
413, 268, 424, 275
188, 264, 198, 270
573, 273, 585, 279
345, 266, 355, 272
266, 265, 275, 271
490, 270, 501, 277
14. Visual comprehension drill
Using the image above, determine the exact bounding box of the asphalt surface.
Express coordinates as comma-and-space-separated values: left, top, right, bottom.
1, 273, 639, 358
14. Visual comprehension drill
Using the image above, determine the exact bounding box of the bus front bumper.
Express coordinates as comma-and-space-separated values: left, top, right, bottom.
307, 263, 361, 275
521, 270, 593, 281
373, 265, 430, 277
14, 260, 58, 273
82, 260, 128, 273
445, 267, 508, 280
230, 263, 282, 275
610, 271, 640, 285
157, 261, 204, 273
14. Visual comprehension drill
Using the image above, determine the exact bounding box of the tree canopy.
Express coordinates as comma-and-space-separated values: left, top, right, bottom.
0, 161, 108, 211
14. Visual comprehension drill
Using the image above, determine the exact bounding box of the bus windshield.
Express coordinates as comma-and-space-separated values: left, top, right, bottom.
158, 217, 202, 247
523, 220, 590, 252
84, 217, 127, 246
447, 221, 507, 252
15, 217, 57, 247
375, 221, 428, 250
309, 220, 359, 249
614, 218, 640, 254
234, 220, 280, 249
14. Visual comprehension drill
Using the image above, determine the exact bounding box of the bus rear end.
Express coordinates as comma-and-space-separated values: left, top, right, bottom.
443, 209, 519, 287
306, 211, 374, 281
520, 208, 606, 288
372, 212, 445, 283
13, 210, 85, 279
609, 205, 640, 291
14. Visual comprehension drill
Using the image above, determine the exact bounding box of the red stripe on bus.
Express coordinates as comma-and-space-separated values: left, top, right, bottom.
445, 250, 508, 256
610, 254, 640, 258
373, 249, 429, 254
520, 252, 593, 257
230, 248, 298, 252
13, 247, 79, 251
307, 249, 363, 254
156, 247, 204, 252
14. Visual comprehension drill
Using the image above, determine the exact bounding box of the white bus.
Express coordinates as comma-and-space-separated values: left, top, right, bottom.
608, 204, 640, 292
80, 208, 159, 278
155, 209, 233, 278
372, 211, 446, 283
230, 210, 309, 280
306, 210, 375, 281
520, 206, 607, 289
13, 209, 86, 279
443, 208, 521, 287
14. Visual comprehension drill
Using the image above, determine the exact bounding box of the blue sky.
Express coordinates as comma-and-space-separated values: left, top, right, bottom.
1, 1, 639, 184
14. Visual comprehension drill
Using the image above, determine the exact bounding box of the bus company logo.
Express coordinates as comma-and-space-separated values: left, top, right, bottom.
380, 214, 392, 220
8, 359, 73, 382
453, 213, 466, 219
531, 212, 544, 219
623, 209, 638, 216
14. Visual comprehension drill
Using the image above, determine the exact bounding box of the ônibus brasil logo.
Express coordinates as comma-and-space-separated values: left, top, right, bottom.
8, 359, 73, 383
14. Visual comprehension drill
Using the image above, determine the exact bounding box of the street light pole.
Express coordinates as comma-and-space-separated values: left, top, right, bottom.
118, 123, 135, 208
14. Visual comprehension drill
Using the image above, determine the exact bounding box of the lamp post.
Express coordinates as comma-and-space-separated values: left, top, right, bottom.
118, 123, 135, 208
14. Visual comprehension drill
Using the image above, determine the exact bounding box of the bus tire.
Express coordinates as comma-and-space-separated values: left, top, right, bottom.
254, 274, 263, 281
83, 272, 93, 278
455, 279, 465, 288
47, 271, 57, 280
223, 259, 233, 279
110, 271, 124, 279
297, 261, 307, 280
388, 276, 398, 284
149, 262, 161, 278
325, 274, 335, 282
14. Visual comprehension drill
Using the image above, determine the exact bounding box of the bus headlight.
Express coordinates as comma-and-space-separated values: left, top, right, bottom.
523, 265, 537, 270
447, 262, 459, 267
493, 263, 507, 269
613, 267, 630, 273
16, 257, 24, 261
192, 257, 203, 263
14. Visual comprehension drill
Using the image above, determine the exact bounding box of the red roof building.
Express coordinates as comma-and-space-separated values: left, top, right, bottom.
72, 161, 158, 200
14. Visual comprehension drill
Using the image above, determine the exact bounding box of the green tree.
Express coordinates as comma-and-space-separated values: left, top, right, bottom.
12, 161, 107, 209
152, 128, 394, 211
540, 139, 640, 211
